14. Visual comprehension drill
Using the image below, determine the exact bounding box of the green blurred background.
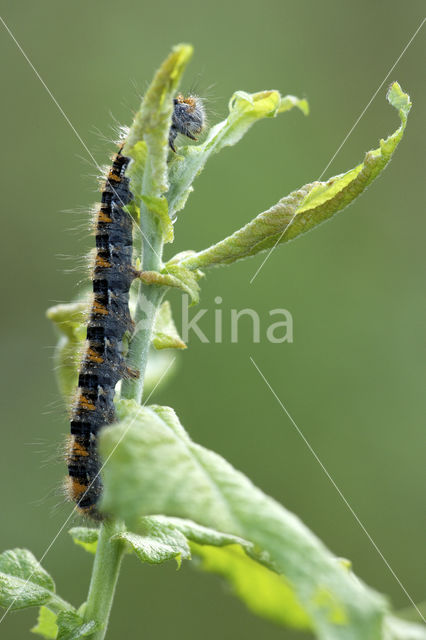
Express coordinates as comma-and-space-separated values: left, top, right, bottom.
1, 1, 424, 638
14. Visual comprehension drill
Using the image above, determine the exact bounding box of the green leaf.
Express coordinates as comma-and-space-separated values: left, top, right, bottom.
150, 515, 308, 627
46, 300, 88, 340
56, 611, 97, 640
153, 515, 248, 547
31, 606, 58, 639
100, 402, 386, 639
114, 517, 190, 565
71, 520, 190, 565
191, 542, 311, 629
152, 300, 186, 350
125, 140, 147, 205
0, 549, 73, 616
172, 82, 411, 270
46, 300, 88, 402
0, 549, 56, 611
167, 89, 308, 218
124, 43, 193, 243
278, 94, 309, 116
69, 528, 99, 555
140, 263, 202, 305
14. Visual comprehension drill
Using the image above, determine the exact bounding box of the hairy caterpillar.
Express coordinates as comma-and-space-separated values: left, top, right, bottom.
66, 144, 136, 519
169, 94, 205, 152
64, 94, 205, 518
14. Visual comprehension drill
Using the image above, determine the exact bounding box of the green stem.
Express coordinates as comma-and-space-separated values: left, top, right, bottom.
121, 199, 166, 403
48, 594, 75, 615
83, 520, 126, 640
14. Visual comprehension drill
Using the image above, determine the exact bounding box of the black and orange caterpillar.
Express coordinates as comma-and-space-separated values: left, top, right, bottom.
66, 144, 137, 518
65, 95, 205, 518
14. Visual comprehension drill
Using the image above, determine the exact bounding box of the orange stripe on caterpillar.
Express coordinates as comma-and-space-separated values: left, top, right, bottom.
68, 438, 90, 459
92, 300, 109, 315
95, 255, 112, 268
79, 394, 96, 411
66, 477, 89, 501
97, 210, 112, 223
64, 477, 101, 519
86, 347, 104, 364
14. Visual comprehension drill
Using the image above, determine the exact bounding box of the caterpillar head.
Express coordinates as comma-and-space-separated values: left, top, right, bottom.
169, 94, 206, 152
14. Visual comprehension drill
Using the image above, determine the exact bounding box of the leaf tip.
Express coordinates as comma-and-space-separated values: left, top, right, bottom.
173, 42, 193, 57
169, 43, 194, 78
31, 606, 58, 639
298, 98, 310, 116
386, 81, 411, 119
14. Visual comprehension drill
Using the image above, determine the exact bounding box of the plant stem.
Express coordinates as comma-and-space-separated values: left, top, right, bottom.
121, 200, 166, 403
48, 594, 76, 614
83, 519, 126, 640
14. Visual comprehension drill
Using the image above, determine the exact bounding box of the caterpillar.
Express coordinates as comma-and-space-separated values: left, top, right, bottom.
169, 94, 206, 152
65, 93, 206, 519
66, 143, 136, 519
